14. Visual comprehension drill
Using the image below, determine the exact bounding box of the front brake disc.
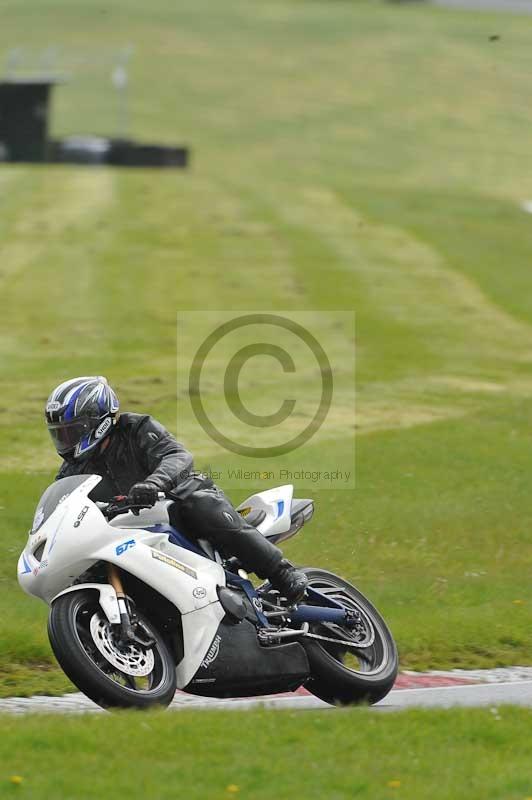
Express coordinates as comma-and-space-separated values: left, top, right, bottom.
89, 613, 155, 676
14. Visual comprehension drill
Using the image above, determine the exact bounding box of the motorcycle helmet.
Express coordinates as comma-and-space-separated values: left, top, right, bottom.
45, 376, 120, 460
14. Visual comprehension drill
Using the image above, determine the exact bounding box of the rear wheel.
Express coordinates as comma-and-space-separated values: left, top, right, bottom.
301, 568, 398, 706
48, 590, 177, 709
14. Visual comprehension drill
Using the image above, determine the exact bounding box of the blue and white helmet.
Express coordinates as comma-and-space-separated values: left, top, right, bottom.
45, 376, 120, 460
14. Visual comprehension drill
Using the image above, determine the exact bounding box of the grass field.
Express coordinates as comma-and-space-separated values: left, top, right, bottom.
0, 707, 532, 799
2, 0, 532, 697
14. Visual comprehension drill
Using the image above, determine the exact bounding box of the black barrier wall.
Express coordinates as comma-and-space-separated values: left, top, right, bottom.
0, 80, 54, 162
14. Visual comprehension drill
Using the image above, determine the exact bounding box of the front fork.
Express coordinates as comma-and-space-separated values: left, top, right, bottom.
107, 564, 154, 647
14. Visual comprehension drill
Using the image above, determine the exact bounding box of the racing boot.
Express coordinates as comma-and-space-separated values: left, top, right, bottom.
269, 559, 308, 605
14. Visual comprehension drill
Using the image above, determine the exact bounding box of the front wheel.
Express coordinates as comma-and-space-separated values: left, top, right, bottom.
301, 568, 398, 706
48, 589, 177, 710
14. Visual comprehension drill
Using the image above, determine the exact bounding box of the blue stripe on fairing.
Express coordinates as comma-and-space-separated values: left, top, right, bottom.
20, 554, 32, 575
276, 500, 284, 519
145, 524, 208, 558
64, 383, 87, 420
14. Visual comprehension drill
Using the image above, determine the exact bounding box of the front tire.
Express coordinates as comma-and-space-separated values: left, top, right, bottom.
301, 568, 398, 706
48, 590, 177, 710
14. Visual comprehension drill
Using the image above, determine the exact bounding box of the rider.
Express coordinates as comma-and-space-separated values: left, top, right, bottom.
45, 376, 308, 603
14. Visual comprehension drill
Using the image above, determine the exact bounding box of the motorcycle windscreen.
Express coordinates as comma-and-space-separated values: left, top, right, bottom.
30, 475, 96, 535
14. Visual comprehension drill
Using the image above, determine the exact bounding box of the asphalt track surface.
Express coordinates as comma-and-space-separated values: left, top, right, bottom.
3, 670, 532, 714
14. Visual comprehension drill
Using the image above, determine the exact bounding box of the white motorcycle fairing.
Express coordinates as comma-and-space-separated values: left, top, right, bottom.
17, 472, 399, 710
236, 484, 313, 545
18, 475, 225, 688
237, 484, 294, 537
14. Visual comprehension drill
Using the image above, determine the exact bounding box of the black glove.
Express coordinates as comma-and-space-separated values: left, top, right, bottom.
128, 482, 159, 507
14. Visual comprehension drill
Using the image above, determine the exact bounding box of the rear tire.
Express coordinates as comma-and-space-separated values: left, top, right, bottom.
48, 589, 177, 710
301, 568, 398, 706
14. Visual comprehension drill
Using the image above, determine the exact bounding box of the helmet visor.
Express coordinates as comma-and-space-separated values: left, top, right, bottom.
47, 418, 96, 455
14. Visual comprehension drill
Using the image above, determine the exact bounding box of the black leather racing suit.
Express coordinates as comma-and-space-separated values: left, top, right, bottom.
56, 412, 283, 578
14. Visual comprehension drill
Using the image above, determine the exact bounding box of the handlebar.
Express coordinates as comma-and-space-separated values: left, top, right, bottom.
96, 492, 166, 520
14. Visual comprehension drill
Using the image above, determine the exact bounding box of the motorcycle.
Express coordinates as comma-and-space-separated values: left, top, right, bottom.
18, 474, 398, 709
